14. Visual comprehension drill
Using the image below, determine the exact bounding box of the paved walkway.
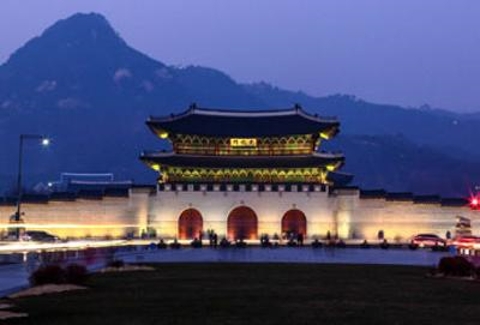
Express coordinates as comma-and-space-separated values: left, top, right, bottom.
0, 263, 30, 298
118, 246, 451, 266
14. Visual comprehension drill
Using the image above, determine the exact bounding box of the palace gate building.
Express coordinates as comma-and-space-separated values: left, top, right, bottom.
0, 105, 477, 241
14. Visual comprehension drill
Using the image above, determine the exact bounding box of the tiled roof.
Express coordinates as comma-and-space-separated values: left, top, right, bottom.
147, 106, 339, 137
140, 152, 344, 169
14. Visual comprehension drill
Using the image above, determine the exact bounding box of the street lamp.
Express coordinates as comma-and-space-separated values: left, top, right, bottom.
12, 134, 50, 238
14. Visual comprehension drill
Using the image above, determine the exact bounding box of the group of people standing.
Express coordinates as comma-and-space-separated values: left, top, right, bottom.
199, 229, 218, 248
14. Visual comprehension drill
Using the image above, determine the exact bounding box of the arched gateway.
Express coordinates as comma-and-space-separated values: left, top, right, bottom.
227, 206, 258, 240
178, 208, 203, 240
282, 209, 307, 237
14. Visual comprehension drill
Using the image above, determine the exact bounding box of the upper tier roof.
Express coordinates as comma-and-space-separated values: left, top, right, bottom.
140, 151, 344, 169
147, 105, 339, 137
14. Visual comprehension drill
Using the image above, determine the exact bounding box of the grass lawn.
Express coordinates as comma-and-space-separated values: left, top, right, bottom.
5, 263, 480, 325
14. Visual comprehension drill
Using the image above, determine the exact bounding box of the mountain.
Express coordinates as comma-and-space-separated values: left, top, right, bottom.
323, 135, 479, 195
0, 12, 478, 196
0, 13, 264, 113
0, 13, 264, 190
244, 83, 480, 161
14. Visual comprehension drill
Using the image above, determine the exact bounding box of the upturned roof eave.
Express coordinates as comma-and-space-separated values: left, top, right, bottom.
148, 106, 337, 123
139, 152, 344, 169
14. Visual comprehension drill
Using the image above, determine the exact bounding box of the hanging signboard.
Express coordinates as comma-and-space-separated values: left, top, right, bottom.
230, 138, 257, 148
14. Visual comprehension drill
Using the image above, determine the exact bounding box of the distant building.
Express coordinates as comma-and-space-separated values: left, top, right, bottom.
47, 172, 133, 192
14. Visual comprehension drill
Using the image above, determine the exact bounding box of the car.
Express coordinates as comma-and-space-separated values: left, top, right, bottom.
452, 235, 480, 247
23, 230, 59, 242
410, 234, 446, 247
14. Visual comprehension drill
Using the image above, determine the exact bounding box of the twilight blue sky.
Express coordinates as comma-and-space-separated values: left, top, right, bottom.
1, 0, 479, 112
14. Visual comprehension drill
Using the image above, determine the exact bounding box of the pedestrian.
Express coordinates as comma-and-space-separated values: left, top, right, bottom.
213, 232, 218, 248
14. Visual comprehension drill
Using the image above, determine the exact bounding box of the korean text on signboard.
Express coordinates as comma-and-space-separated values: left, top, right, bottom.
230, 138, 257, 148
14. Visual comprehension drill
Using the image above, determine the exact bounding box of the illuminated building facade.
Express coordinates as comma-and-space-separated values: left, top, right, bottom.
0, 105, 477, 241
140, 104, 353, 240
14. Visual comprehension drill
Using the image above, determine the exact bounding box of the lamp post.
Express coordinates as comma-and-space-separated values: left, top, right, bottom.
13, 134, 50, 238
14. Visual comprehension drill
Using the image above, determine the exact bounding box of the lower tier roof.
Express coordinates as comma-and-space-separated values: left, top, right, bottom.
140, 152, 344, 169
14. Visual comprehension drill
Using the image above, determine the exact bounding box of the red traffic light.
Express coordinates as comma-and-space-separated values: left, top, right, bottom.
470, 196, 479, 209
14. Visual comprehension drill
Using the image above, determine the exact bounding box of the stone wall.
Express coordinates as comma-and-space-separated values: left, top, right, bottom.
0, 187, 151, 239
0, 185, 476, 241
355, 197, 476, 241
